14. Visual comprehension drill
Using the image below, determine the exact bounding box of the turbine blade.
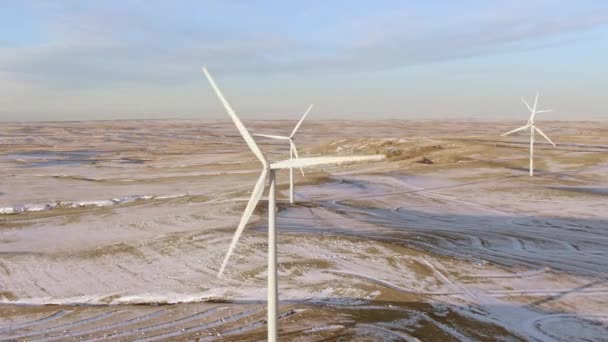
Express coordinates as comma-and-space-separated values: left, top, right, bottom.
217, 169, 268, 277
290, 140, 305, 176
203, 67, 267, 167
501, 124, 530, 136
534, 127, 556, 147
271, 155, 385, 170
290, 104, 314, 138
253, 134, 291, 140
531, 91, 539, 122
534, 109, 553, 114
521, 96, 533, 113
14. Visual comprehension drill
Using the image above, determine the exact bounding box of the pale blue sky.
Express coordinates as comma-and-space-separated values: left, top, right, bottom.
0, 1, 606, 121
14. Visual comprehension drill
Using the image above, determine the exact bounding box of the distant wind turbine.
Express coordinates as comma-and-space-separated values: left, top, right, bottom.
254, 104, 313, 204
501, 91, 556, 176
203, 67, 384, 342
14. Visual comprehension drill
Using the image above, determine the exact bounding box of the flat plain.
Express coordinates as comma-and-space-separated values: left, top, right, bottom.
1, 119, 607, 341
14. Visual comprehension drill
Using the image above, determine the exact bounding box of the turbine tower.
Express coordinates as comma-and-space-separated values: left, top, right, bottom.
254, 104, 313, 204
501, 91, 556, 176
203, 67, 384, 342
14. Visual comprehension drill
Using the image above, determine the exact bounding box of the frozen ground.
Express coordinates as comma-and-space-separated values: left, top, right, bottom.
1, 119, 607, 341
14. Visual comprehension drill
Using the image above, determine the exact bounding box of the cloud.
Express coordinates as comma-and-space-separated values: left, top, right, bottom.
296, 3, 608, 72
0, 1, 607, 90
0, 2, 301, 87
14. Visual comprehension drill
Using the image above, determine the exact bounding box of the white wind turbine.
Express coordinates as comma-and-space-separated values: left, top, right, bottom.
501, 91, 556, 176
203, 67, 384, 342
254, 104, 313, 204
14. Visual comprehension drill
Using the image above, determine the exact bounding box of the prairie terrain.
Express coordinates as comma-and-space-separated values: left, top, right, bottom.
1, 119, 607, 341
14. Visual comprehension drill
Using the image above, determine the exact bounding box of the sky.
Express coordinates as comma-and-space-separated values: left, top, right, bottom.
0, 0, 607, 122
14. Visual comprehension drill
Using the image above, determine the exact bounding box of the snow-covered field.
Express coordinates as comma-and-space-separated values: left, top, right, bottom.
1, 119, 607, 341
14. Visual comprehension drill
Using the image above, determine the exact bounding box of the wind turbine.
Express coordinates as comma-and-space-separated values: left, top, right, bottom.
202, 67, 384, 342
254, 104, 313, 204
501, 91, 556, 176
